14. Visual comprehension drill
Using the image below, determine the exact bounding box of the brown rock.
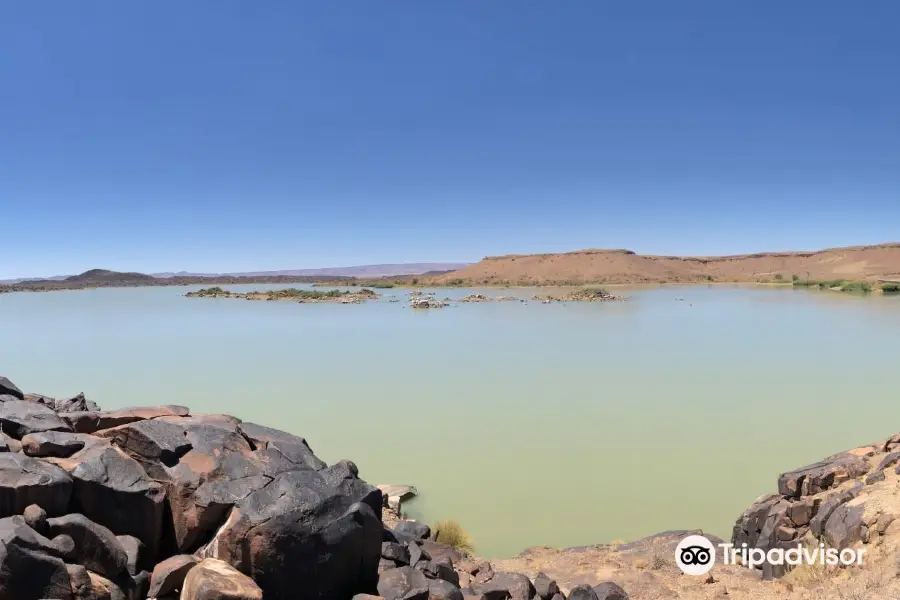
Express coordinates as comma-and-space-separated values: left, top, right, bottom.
180, 558, 263, 600
148, 554, 199, 598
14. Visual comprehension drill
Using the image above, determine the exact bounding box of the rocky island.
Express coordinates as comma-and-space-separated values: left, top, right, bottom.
185, 287, 379, 304
532, 288, 625, 303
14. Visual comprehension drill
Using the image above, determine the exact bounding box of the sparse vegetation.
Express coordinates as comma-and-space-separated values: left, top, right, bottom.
881, 283, 900, 293
775, 273, 784, 281
792, 274, 800, 282
366, 282, 395, 289
432, 520, 474, 554
840, 281, 872, 293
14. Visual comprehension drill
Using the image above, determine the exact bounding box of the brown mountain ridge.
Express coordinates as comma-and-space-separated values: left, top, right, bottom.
428, 243, 900, 286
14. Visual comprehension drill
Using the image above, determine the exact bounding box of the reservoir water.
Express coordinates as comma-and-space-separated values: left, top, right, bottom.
2, 284, 899, 557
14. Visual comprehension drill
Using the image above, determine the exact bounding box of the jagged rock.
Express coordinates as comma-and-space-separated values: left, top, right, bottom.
534, 573, 559, 600
419, 558, 459, 586
777, 455, 869, 498
237, 421, 327, 470
567, 586, 598, 600
472, 572, 535, 600
47, 513, 129, 579
23, 504, 47, 535
0, 400, 72, 438
132, 570, 150, 600
394, 521, 432, 542
428, 579, 464, 600
810, 485, 862, 537
0, 377, 23, 400
96, 419, 193, 467
408, 541, 429, 567
21, 431, 95, 458
381, 558, 400, 572
116, 535, 148, 576
592, 582, 628, 600
149, 554, 199, 597
44, 444, 166, 557
383, 542, 411, 565
60, 405, 190, 435
197, 460, 382, 600
180, 558, 263, 600
0, 517, 73, 599
865, 470, 885, 485
54, 393, 101, 414
378, 566, 430, 600
875, 451, 900, 471
0, 453, 73, 517
824, 503, 867, 549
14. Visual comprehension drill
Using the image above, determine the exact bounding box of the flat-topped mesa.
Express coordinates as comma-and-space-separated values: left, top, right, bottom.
732, 437, 900, 579
2, 374, 616, 600
185, 286, 379, 303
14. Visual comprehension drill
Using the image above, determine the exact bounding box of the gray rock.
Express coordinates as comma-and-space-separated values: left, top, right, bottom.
419, 558, 460, 586
54, 393, 101, 413
238, 421, 327, 471
116, 534, 148, 576
60, 405, 190, 434
47, 513, 129, 579
0, 453, 73, 517
0, 543, 73, 600
865, 470, 885, 485
96, 418, 193, 467
824, 504, 867, 549
149, 554, 200, 598
534, 573, 559, 600
394, 521, 432, 542
383, 541, 412, 565
0, 433, 21, 453
472, 572, 535, 600
777, 455, 869, 498
592, 582, 628, 600
567, 586, 598, 600
877, 451, 900, 471
21, 431, 94, 458
0, 377, 23, 400
23, 504, 48, 535
196, 460, 383, 600
48, 444, 166, 557
378, 566, 430, 600
429, 579, 464, 600
810, 485, 861, 537
0, 400, 72, 438
48, 534, 76, 561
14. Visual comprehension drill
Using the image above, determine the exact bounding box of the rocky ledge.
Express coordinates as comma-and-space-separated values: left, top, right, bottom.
185, 287, 378, 304
0, 375, 631, 600
733, 435, 900, 579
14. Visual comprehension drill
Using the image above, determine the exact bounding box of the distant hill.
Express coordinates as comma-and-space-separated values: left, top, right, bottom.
152, 263, 469, 279
64, 269, 157, 284
427, 243, 900, 285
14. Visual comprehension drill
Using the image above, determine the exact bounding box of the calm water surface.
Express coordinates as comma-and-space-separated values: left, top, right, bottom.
3, 285, 900, 557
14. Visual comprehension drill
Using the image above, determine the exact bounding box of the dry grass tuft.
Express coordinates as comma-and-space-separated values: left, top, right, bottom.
432, 520, 474, 554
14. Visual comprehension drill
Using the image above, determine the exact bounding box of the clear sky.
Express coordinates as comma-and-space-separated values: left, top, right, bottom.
2, 2, 898, 278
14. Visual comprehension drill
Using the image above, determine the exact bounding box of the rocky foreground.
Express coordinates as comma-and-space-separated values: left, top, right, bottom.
0, 375, 631, 600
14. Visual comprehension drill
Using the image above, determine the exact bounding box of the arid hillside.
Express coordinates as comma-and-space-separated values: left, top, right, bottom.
428, 243, 900, 286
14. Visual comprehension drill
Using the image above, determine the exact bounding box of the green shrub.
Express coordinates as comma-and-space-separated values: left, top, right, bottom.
882, 283, 900, 293
840, 281, 872, 293
774, 274, 784, 281
792, 274, 800, 283
432, 520, 474, 554
411, 278, 419, 285
368, 282, 395, 289
819, 280, 847, 289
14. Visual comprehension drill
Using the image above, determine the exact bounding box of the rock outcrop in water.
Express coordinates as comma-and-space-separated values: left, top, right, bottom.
1, 375, 627, 600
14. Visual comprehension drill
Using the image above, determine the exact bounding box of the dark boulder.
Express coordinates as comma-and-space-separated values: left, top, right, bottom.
0, 543, 73, 600
116, 535, 149, 576
180, 558, 263, 600
420, 540, 464, 565
567, 586, 598, 600
197, 461, 383, 600
777, 455, 869, 498
378, 566, 430, 600
45, 444, 166, 557
472, 573, 535, 600
21, 431, 94, 458
55, 393, 101, 413
824, 503, 867, 549
60, 405, 190, 435
23, 504, 47, 535
66, 564, 128, 600
428, 579, 464, 600
96, 418, 193, 467
408, 541, 429, 567
394, 521, 432, 542
149, 554, 200, 598
0, 377, 23, 401
592, 582, 628, 600
0, 400, 72, 438
810, 485, 861, 537
383, 541, 411, 565
49, 534, 76, 561
419, 558, 459, 586
534, 573, 559, 600
0, 453, 72, 517
238, 421, 327, 471
47, 513, 129, 579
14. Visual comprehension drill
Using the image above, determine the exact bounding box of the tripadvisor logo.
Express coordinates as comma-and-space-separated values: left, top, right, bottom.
675, 534, 866, 575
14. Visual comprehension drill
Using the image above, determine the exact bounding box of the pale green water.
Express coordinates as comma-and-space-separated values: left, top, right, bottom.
2, 285, 900, 557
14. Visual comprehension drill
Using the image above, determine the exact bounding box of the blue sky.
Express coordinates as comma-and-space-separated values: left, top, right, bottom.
2, 2, 898, 278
